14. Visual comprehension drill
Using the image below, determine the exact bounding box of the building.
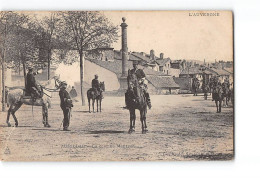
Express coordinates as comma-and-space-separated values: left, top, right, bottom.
84, 52, 180, 94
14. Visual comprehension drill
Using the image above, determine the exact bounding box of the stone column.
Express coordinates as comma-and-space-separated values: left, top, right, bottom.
121, 17, 128, 77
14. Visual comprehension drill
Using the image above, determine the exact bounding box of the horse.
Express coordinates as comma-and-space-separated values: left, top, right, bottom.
222, 83, 231, 107
192, 78, 200, 96
87, 82, 105, 113
202, 83, 210, 100
6, 76, 62, 127
126, 70, 148, 134
212, 83, 224, 113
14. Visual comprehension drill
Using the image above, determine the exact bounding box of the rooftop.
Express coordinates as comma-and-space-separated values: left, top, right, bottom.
146, 76, 180, 88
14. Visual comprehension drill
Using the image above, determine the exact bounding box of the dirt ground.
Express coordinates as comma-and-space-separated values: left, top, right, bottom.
0, 94, 233, 161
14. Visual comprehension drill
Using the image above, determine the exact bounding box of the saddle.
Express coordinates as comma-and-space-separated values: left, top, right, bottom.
23, 86, 43, 100
90, 88, 101, 96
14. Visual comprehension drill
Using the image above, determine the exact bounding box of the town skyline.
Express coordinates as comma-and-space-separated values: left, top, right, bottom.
20, 11, 233, 62
104, 11, 233, 62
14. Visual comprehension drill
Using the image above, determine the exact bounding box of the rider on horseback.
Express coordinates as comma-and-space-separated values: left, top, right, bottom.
92, 74, 101, 96
128, 61, 152, 109
25, 66, 42, 101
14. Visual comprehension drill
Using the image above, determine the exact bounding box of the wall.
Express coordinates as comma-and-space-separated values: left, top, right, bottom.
84, 60, 120, 91
173, 77, 192, 92
168, 68, 181, 77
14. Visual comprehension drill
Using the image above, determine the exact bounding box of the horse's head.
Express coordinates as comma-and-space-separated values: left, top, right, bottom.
100, 82, 105, 92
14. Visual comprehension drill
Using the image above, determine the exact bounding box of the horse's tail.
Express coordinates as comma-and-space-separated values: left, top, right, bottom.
7, 89, 23, 106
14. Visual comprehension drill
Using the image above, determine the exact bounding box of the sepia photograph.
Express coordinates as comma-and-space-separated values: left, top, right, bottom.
0, 10, 234, 161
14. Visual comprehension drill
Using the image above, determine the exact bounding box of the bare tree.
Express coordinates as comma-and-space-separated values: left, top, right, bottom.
32, 12, 60, 80
0, 11, 29, 111
59, 11, 118, 106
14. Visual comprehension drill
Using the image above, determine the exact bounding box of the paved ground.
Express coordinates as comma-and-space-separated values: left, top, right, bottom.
0, 94, 233, 161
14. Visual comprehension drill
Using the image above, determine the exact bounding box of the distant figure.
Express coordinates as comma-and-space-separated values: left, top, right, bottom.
192, 77, 200, 96
202, 82, 209, 100
59, 81, 73, 131
69, 86, 77, 98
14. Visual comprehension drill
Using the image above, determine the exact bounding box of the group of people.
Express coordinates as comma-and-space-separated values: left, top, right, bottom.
192, 74, 233, 102
24, 62, 151, 131
202, 76, 233, 102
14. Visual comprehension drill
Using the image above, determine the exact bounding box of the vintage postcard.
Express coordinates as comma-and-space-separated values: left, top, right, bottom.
0, 11, 233, 161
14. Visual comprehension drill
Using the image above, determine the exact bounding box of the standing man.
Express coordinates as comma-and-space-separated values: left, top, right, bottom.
129, 61, 152, 109
92, 74, 100, 96
59, 81, 73, 131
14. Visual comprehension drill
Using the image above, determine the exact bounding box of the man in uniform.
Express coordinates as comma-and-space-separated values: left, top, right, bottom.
92, 74, 100, 96
59, 81, 73, 131
129, 61, 152, 109
26, 67, 42, 100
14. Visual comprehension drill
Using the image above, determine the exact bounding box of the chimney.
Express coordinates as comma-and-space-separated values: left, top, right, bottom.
150, 49, 155, 60
121, 17, 128, 77
160, 53, 164, 59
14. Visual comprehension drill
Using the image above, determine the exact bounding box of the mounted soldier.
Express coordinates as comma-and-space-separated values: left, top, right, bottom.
92, 74, 100, 96
192, 76, 200, 96
202, 82, 209, 100
25, 66, 42, 101
126, 61, 152, 109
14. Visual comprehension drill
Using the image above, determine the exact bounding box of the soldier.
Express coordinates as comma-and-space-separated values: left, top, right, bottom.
59, 81, 73, 131
92, 74, 100, 96
26, 67, 42, 100
202, 82, 209, 100
129, 61, 152, 109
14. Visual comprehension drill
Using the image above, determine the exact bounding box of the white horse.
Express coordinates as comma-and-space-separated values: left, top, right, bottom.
6, 76, 62, 127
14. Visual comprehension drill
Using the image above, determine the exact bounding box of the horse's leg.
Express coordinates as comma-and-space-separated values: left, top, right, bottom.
140, 109, 146, 134
88, 98, 91, 113
128, 108, 135, 134
143, 107, 148, 133
11, 102, 23, 127
92, 98, 95, 113
43, 104, 50, 127
215, 100, 219, 113
219, 100, 222, 113
96, 98, 99, 112
99, 98, 102, 112
6, 104, 13, 127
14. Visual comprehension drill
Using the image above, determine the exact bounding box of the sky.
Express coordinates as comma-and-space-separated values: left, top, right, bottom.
22, 11, 233, 62
103, 11, 233, 62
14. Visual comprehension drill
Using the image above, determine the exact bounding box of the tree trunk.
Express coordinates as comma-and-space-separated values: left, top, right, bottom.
79, 51, 85, 106
1, 54, 5, 111
22, 58, 26, 87
47, 49, 51, 80
18, 57, 21, 75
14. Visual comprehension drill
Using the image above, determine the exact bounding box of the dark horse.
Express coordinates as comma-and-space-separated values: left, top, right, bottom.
87, 82, 105, 113
212, 82, 224, 113
192, 78, 200, 96
126, 70, 148, 134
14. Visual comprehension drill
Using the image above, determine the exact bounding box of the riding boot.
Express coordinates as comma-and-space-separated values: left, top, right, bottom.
125, 92, 129, 109
145, 92, 152, 109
